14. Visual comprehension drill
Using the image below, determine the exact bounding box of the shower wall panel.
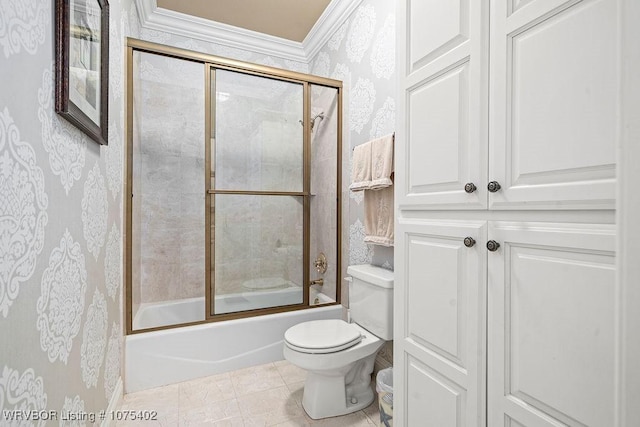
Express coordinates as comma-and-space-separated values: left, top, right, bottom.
309, 86, 339, 302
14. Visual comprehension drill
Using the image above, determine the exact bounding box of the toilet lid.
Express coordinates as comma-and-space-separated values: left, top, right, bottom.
284, 319, 362, 354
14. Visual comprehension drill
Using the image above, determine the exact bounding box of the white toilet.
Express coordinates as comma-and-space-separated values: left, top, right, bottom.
283, 264, 393, 419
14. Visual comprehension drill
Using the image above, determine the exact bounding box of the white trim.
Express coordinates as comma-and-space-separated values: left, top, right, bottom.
302, 0, 364, 60
134, 0, 360, 64
134, 0, 154, 26
101, 377, 123, 427
618, 0, 640, 425
135, 0, 306, 62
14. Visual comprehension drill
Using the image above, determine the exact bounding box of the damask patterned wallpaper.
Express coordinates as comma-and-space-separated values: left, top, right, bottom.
310, 0, 396, 273
0, 0, 138, 418
309, 0, 396, 370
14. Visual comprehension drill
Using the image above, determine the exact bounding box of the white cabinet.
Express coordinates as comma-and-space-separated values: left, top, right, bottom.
396, 0, 488, 210
489, 0, 617, 210
397, 0, 617, 211
395, 0, 621, 425
395, 218, 616, 426
395, 219, 487, 425
488, 222, 616, 426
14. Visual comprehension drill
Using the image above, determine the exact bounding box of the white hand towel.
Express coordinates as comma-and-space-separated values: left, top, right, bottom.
369, 134, 394, 190
349, 141, 372, 191
364, 184, 394, 247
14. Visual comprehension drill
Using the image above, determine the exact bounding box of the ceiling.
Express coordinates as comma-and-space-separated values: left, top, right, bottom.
156, 0, 333, 42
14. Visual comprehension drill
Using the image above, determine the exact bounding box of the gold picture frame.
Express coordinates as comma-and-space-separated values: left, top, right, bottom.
55, 0, 109, 145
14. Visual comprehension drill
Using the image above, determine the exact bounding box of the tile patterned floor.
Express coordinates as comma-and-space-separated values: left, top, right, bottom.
118, 360, 381, 426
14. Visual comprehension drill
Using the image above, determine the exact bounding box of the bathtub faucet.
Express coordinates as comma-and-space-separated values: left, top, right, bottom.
310, 278, 324, 286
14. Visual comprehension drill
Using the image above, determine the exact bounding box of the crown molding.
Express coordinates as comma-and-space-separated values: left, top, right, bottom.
135, 0, 307, 63
303, 0, 363, 60
134, 0, 360, 64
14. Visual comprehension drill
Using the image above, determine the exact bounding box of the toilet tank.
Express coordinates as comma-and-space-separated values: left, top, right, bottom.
347, 264, 394, 340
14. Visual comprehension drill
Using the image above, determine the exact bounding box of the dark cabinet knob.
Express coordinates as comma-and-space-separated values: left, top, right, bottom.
463, 237, 475, 247
486, 240, 500, 252
464, 183, 477, 193
487, 181, 501, 193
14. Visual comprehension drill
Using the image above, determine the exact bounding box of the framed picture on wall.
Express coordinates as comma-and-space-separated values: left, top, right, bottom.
55, 0, 109, 145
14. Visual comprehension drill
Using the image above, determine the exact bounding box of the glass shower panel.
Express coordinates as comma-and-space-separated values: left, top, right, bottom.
213, 195, 304, 315
213, 70, 304, 192
131, 51, 205, 330
211, 69, 306, 316
309, 85, 339, 304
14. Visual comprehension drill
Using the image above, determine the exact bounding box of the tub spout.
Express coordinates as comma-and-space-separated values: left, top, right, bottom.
310, 278, 324, 286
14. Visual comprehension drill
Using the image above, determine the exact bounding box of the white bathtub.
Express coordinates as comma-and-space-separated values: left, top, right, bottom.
125, 290, 340, 392
133, 297, 205, 330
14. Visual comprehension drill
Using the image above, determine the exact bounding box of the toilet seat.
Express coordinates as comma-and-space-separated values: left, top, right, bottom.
284, 319, 362, 354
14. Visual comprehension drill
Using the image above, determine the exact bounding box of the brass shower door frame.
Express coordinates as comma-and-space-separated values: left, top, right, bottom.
124, 38, 343, 334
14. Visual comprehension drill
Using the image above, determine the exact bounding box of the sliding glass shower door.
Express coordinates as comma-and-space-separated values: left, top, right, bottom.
125, 39, 342, 333
209, 69, 308, 316
129, 50, 206, 331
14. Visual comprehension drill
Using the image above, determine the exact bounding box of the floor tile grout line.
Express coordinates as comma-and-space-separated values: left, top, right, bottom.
275, 362, 308, 414
122, 361, 384, 426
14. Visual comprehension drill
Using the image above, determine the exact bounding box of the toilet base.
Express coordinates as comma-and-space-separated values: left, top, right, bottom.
301, 353, 377, 420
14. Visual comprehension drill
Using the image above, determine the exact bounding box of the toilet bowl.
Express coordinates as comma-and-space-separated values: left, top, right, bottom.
283, 265, 394, 419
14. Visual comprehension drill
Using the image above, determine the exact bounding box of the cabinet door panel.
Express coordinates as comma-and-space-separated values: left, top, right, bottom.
408, 0, 469, 74
395, 219, 486, 426
407, 64, 469, 202
408, 356, 467, 427
488, 221, 616, 426
397, 0, 488, 210
490, 0, 618, 209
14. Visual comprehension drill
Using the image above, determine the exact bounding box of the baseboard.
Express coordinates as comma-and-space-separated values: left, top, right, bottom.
101, 377, 123, 427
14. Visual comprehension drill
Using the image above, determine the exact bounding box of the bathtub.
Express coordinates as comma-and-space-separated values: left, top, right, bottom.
125, 290, 340, 392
